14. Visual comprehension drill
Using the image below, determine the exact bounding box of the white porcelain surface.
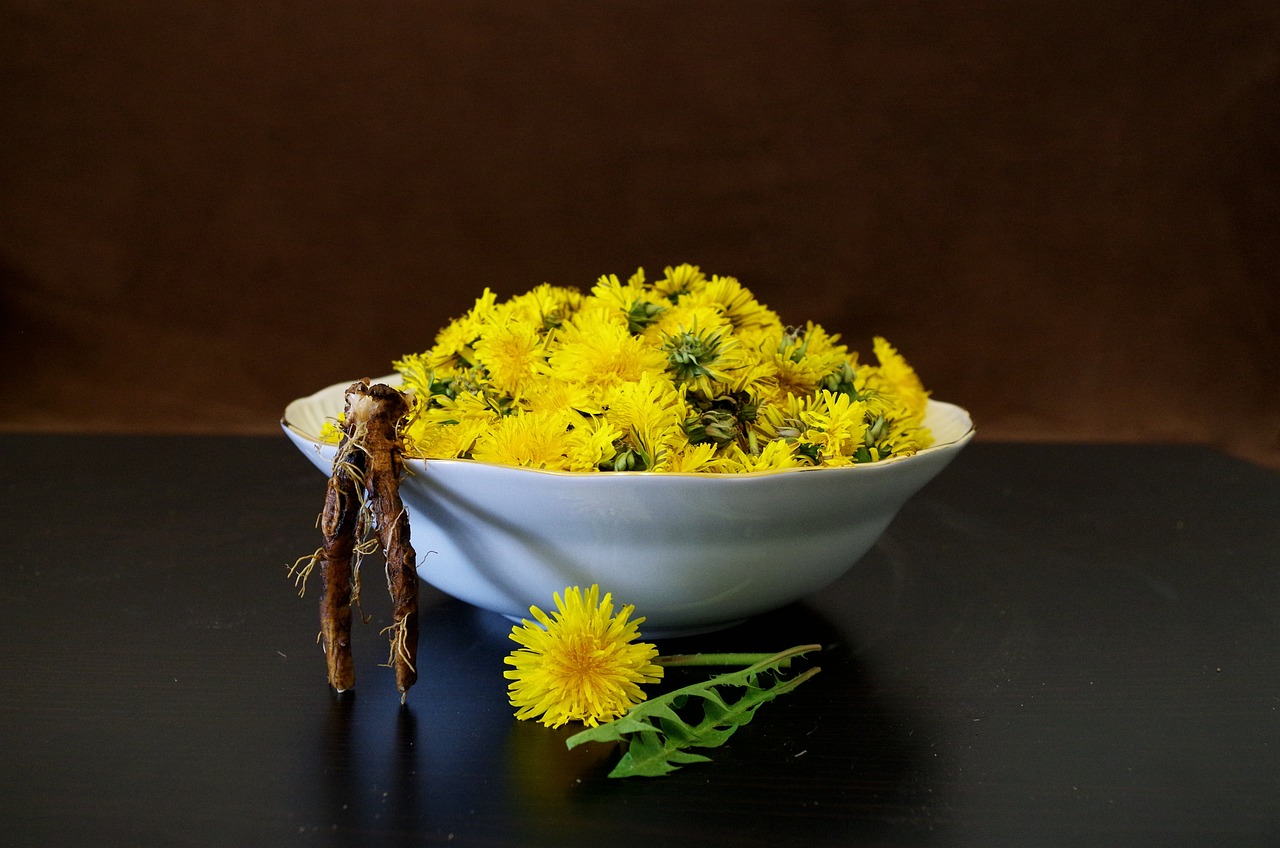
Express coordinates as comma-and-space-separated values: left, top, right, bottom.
283, 375, 975, 635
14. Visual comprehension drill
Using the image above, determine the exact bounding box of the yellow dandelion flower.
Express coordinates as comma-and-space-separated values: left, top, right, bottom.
864, 387, 932, 460
317, 417, 345, 444
547, 308, 668, 395
798, 390, 870, 463
470, 408, 580, 470
662, 441, 723, 473
722, 438, 803, 473
405, 391, 500, 458
563, 415, 622, 472
654, 263, 707, 300
761, 352, 838, 405
602, 372, 688, 471
504, 585, 664, 728
880, 417, 932, 460
733, 323, 779, 353
871, 336, 930, 419
419, 390, 502, 429
716, 333, 779, 400
391, 351, 434, 398
587, 273, 667, 335
403, 417, 489, 460
501, 282, 582, 332
424, 288, 499, 370
642, 302, 728, 347
851, 362, 894, 417
753, 322, 852, 405
683, 274, 782, 333
472, 318, 549, 397
659, 316, 744, 398
522, 377, 605, 417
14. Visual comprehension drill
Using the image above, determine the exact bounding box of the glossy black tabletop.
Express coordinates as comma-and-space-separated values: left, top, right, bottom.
3, 436, 1277, 847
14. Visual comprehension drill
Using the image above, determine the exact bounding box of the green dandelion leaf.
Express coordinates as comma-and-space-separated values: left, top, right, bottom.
565, 644, 821, 778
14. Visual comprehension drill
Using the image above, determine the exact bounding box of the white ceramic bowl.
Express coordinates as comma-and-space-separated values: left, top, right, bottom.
283, 376, 974, 635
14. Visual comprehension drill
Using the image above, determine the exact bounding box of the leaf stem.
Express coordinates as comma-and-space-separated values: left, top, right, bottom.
656, 652, 782, 668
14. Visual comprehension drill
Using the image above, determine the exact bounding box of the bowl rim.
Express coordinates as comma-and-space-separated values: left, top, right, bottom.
282, 374, 976, 480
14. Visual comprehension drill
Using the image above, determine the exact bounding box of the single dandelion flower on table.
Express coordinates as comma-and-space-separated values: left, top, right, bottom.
505, 585, 664, 728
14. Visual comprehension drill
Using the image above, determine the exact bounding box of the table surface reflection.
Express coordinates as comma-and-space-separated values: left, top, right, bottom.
2, 435, 1277, 847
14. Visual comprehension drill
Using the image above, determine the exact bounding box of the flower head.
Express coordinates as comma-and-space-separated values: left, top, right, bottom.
602, 372, 688, 471
470, 407, 581, 471
505, 585, 664, 727
659, 316, 742, 397
424, 288, 499, 370
870, 335, 930, 418
683, 274, 781, 333
654, 262, 707, 300
472, 317, 549, 397
546, 308, 668, 399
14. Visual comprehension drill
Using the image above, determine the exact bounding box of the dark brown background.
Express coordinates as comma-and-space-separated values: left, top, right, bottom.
3, 2, 1278, 468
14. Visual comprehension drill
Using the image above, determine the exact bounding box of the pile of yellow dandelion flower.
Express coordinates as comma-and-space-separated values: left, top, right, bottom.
391, 264, 932, 473
505, 584, 663, 728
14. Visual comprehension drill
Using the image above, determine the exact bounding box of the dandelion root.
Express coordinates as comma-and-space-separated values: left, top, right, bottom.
317, 392, 365, 692
312, 379, 419, 699
348, 381, 419, 699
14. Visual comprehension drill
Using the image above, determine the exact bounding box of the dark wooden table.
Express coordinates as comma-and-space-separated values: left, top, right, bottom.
3, 436, 1277, 847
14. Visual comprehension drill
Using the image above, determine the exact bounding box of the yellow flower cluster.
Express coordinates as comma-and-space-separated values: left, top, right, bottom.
391, 264, 932, 473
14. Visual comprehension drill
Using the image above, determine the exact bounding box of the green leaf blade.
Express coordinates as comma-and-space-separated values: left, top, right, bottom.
564, 644, 823, 778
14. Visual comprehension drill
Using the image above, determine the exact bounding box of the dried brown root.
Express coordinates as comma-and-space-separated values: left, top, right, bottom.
345, 382, 420, 700
296, 381, 417, 701
317, 397, 367, 693
301, 379, 420, 699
